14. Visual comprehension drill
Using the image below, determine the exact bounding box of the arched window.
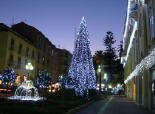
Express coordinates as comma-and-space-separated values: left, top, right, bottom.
10, 38, 14, 50
17, 57, 21, 68
148, 0, 155, 40
38, 52, 40, 63
25, 47, 29, 57
8, 54, 14, 66
18, 44, 23, 54
32, 50, 34, 59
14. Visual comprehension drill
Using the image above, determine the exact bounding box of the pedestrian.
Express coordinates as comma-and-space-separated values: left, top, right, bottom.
118, 89, 121, 96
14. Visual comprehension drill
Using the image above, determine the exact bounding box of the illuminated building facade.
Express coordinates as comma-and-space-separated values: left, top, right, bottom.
0, 22, 72, 83
121, 0, 155, 110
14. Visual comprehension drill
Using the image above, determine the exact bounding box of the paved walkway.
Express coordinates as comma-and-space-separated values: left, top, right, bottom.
76, 95, 153, 114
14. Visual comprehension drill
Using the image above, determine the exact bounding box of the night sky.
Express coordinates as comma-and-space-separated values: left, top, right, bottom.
0, 0, 126, 55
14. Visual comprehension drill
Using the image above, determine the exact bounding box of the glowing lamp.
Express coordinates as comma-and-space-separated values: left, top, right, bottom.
104, 73, 107, 79
108, 85, 112, 89
117, 84, 121, 88
98, 65, 101, 73
26, 62, 34, 70
25, 62, 34, 80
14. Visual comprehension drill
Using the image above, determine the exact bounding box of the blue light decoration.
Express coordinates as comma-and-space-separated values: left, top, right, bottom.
35, 70, 52, 88
66, 17, 96, 96
1, 68, 15, 85
58, 75, 64, 85
105, 77, 108, 83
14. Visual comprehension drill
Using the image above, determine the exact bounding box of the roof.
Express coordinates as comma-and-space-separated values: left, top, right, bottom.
11, 22, 56, 47
0, 23, 10, 31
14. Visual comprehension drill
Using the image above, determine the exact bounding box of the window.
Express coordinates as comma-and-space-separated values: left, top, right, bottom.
65, 53, 68, 57
51, 49, 54, 56
25, 59, 28, 66
48, 46, 51, 54
39, 38, 42, 48
42, 56, 45, 65
38, 52, 40, 63
47, 59, 49, 67
32, 50, 34, 59
25, 47, 29, 57
10, 38, 14, 50
17, 57, 21, 69
43, 41, 46, 51
148, 0, 155, 40
8, 54, 14, 66
18, 44, 23, 54
50, 49, 52, 55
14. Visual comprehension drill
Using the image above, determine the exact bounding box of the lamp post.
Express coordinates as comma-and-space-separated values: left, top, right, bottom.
98, 65, 101, 92
25, 62, 34, 80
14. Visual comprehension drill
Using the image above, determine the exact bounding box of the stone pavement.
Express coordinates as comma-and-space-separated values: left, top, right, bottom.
76, 95, 153, 114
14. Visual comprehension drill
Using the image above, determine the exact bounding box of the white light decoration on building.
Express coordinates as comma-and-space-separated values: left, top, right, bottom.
123, 0, 150, 84
122, 21, 137, 67
141, 0, 145, 5
123, 0, 131, 40
122, 0, 139, 67
124, 48, 155, 84
125, 22, 137, 63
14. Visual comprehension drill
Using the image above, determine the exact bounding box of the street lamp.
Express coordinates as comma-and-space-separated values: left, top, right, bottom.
104, 73, 107, 79
25, 62, 34, 80
98, 65, 101, 92
117, 83, 121, 88
108, 85, 112, 89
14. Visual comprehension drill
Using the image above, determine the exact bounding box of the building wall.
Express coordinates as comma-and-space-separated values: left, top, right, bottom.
55, 48, 72, 81
0, 31, 37, 80
122, 0, 155, 111
0, 32, 8, 72
0, 23, 72, 84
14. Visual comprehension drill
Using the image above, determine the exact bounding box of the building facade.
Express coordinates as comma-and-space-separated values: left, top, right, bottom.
0, 22, 72, 84
55, 49, 72, 77
121, 0, 155, 111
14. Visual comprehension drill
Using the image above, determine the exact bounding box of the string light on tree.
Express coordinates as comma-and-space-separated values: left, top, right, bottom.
66, 17, 96, 96
35, 70, 52, 88
1, 68, 15, 85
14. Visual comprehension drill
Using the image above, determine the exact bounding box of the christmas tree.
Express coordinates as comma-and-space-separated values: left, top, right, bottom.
1, 68, 15, 85
67, 17, 96, 96
35, 70, 52, 88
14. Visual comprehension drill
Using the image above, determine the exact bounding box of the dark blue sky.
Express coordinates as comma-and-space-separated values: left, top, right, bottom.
0, 0, 126, 55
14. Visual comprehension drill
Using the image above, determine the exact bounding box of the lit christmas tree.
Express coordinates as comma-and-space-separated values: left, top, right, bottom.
67, 17, 96, 96
1, 68, 15, 85
35, 70, 52, 88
